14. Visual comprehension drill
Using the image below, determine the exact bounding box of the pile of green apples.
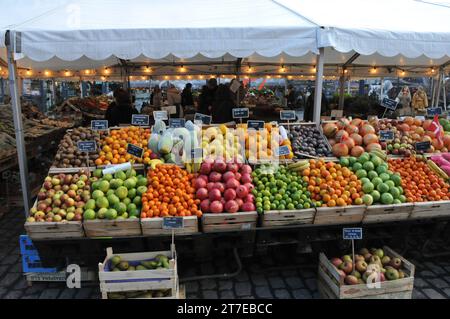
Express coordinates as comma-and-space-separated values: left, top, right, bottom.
83, 168, 147, 220
330, 247, 407, 285
108, 254, 170, 272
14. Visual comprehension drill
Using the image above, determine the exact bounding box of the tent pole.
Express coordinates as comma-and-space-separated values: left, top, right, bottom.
380, 77, 384, 102
435, 71, 442, 107
6, 31, 31, 216
0, 78, 4, 103
313, 48, 324, 124
338, 72, 345, 110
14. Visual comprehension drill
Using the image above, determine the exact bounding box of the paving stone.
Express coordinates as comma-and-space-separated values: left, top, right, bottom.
235, 282, 252, 297
200, 263, 215, 275
7, 263, 22, 273
412, 290, 427, 299
24, 284, 47, 295
239, 296, 255, 299
422, 288, 446, 299
186, 281, 199, 293
443, 276, 450, 284
1, 254, 19, 265
292, 289, 312, 299
444, 266, 450, 273
59, 288, 77, 299
74, 287, 92, 299
202, 290, 218, 299
268, 277, 285, 289
220, 290, 235, 299
4, 290, 24, 299
200, 279, 217, 290
285, 276, 304, 289
428, 278, 449, 289
255, 286, 273, 299
0, 288, 7, 298
0, 265, 9, 277
281, 269, 298, 277
250, 274, 268, 286
419, 270, 435, 278
299, 269, 315, 279
39, 288, 61, 299
188, 293, 199, 299
414, 278, 429, 288
424, 262, 446, 275
236, 270, 249, 282
312, 291, 321, 299
21, 294, 41, 299
305, 278, 317, 291
0, 272, 21, 287
218, 280, 233, 290
12, 278, 29, 290
274, 289, 291, 299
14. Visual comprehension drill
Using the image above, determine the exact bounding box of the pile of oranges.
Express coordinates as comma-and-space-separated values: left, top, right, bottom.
302, 160, 364, 207
141, 165, 202, 218
95, 127, 152, 165
389, 157, 450, 202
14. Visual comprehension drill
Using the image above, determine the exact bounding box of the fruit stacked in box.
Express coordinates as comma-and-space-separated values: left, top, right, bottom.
329, 247, 408, 285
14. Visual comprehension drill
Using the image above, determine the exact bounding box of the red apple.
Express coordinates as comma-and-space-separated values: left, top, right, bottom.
209, 189, 222, 201
213, 182, 225, 193
225, 200, 239, 213
224, 189, 237, 201
222, 171, 236, 182
209, 172, 222, 183
200, 199, 210, 213
226, 163, 239, 173
236, 185, 249, 199
194, 178, 207, 189
196, 188, 209, 200
225, 178, 240, 189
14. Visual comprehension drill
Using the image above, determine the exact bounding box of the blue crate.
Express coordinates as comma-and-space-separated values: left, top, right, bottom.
19, 235, 57, 273
19, 235, 38, 256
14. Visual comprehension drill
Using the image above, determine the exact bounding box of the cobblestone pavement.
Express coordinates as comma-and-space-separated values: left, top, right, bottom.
1, 210, 450, 299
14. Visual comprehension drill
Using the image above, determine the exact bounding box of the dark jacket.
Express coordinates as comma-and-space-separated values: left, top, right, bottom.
211, 85, 235, 123
181, 88, 194, 107
198, 86, 216, 115
106, 103, 137, 127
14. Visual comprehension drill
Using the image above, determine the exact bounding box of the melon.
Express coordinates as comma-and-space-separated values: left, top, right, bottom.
350, 133, 363, 146
346, 124, 359, 134
363, 133, 379, 146
335, 130, 349, 142
359, 124, 376, 136
323, 123, 338, 138
342, 137, 355, 149
332, 143, 349, 157
443, 135, 450, 148
350, 146, 365, 157
423, 120, 432, 130
365, 143, 382, 152
337, 118, 350, 130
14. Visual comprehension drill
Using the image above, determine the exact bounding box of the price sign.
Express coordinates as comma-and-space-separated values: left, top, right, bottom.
91, 120, 108, 131
280, 110, 296, 121
276, 145, 291, 156
331, 110, 344, 120
194, 113, 212, 125
415, 141, 431, 152
169, 118, 186, 128
132, 114, 150, 126
191, 148, 203, 160
77, 141, 97, 153
427, 107, 442, 117
247, 120, 265, 130
343, 228, 363, 240
127, 143, 144, 158
232, 108, 249, 119
379, 130, 394, 142
163, 217, 184, 229
381, 98, 398, 110
153, 111, 168, 121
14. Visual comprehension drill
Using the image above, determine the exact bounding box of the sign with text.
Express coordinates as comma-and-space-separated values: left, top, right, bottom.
153, 111, 168, 121
233, 108, 249, 119
194, 113, 212, 125
162, 217, 184, 229
230, 80, 241, 93
275, 145, 291, 156
379, 130, 394, 142
343, 228, 363, 240
415, 141, 431, 152
280, 110, 296, 121
191, 148, 203, 160
247, 120, 265, 130
77, 141, 97, 153
169, 118, 186, 128
381, 98, 398, 110
427, 107, 442, 117
91, 120, 108, 131
132, 114, 150, 126
330, 110, 344, 120
126, 143, 144, 158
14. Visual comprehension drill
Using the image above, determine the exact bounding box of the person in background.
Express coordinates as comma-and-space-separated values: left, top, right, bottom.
304, 89, 329, 122
181, 83, 194, 108
105, 88, 137, 127
286, 84, 297, 109
150, 86, 162, 108
167, 84, 182, 117
396, 86, 412, 116
199, 78, 218, 115
412, 86, 428, 114
198, 85, 210, 115
105, 88, 120, 122
211, 84, 235, 123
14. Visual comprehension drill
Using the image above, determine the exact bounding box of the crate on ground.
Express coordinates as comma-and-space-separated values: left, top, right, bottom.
261, 209, 315, 227
409, 200, 450, 220
99, 247, 179, 299
314, 205, 365, 225
84, 219, 142, 237
141, 216, 199, 236
318, 246, 415, 299
201, 211, 258, 233
363, 203, 413, 224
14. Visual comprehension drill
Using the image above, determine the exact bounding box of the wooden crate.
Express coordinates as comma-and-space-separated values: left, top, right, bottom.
25, 220, 84, 240
261, 209, 315, 227
409, 200, 450, 220
318, 246, 415, 299
141, 216, 199, 236
314, 206, 365, 225
363, 204, 413, 224
84, 219, 142, 237
201, 211, 258, 233
99, 247, 179, 299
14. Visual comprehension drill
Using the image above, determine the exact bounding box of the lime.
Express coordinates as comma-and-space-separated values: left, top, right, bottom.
385, 180, 395, 188
390, 187, 401, 199
363, 161, 375, 171
371, 190, 381, 202
377, 183, 390, 193
353, 162, 363, 172
362, 182, 374, 193
367, 171, 378, 180
372, 177, 383, 187
356, 169, 368, 179
381, 193, 394, 205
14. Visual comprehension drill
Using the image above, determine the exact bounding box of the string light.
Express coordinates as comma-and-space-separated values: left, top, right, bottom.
179, 65, 186, 72
176, 76, 180, 79
188, 75, 192, 79
144, 66, 151, 73
343, 67, 348, 74
164, 76, 169, 80
199, 75, 204, 79
26, 69, 32, 76
401, 70, 405, 76
64, 70, 71, 77
247, 65, 253, 72
371, 66, 377, 74
104, 67, 110, 75
287, 75, 293, 80
44, 70, 50, 77
266, 75, 271, 79
312, 65, 316, 72
85, 70, 90, 75
130, 76, 133, 80
280, 64, 286, 73
431, 67, 435, 73
101, 76, 106, 81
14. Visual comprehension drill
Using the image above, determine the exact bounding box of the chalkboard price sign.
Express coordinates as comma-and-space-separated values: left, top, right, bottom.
415, 141, 431, 152
232, 108, 249, 119
381, 98, 398, 110
427, 107, 442, 117
77, 141, 97, 153
91, 120, 109, 131
379, 130, 394, 142
194, 113, 212, 125
169, 118, 186, 128
343, 228, 363, 240
132, 114, 150, 126
163, 217, 184, 229
276, 145, 291, 156
280, 110, 296, 121
127, 143, 144, 158
247, 120, 265, 130
153, 111, 168, 121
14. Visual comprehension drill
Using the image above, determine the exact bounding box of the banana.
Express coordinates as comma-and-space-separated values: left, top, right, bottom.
370, 150, 387, 161
288, 160, 309, 169
290, 164, 310, 172
427, 160, 449, 180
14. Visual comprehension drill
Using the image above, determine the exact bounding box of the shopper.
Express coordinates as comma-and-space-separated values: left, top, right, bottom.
105, 88, 137, 127
198, 78, 218, 115
211, 84, 235, 123
304, 89, 329, 122
150, 86, 162, 108
181, 83, 194, 108
396, 86, 412, 116
167, 85, 182, 117
286, 84, 297, 109
105, 88, 120, 122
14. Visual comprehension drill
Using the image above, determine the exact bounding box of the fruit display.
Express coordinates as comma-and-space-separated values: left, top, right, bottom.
430, 153, 450, 178
329, 247, 409, 285
27, 170, 92, 223
289, 124, 332, 158
339, 151, 406, 205
148, 120, 187, 165
96, 126, 152, 165
199, 124, 245, 163
302, 159, 364, 207
68, 96, 109, 116
388, 157, 450, 202
252, 163, 313, 213
323, 118, 381, 157
142, 164, 202, 218
107, 254, 170, 272
53, 127, 106, 168
439, 118, 450, 133
196, 159, 255, 214
84, 168, 148, 220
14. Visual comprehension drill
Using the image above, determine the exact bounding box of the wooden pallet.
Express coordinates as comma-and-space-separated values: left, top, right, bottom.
201, 211, 258, 233
141, 216, 199, 236
363, 204, 413, 224
261, 209, 315, 227
84, 219, 142, 237
409, 200, 450, 220
25, 221, 84, 240
318, 246, 415, 299
314, 206, 365, 225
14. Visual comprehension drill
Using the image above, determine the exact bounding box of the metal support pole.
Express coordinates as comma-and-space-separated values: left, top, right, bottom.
436, 71, 442, 107
338, 74, 345, 110
6, 31, 31, 215
380, 77, 384, 102
0, 78, 4, 103
313, 48, 325, 124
